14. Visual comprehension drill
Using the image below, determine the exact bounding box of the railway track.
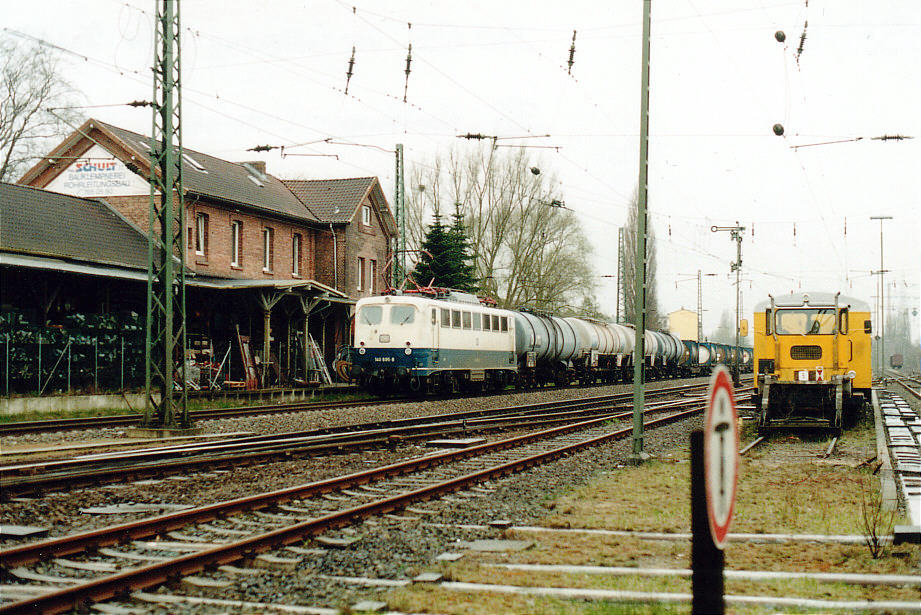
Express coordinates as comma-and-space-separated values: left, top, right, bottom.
0, 376, 742, 437
0, 395, 705, 614
888, 371, 921, 401
2, 383, 737, 499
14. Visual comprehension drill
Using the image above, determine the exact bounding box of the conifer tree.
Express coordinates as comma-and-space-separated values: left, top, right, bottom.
411, 205, 478, 292
411, 211, 452, 288
446, 204, 478, 292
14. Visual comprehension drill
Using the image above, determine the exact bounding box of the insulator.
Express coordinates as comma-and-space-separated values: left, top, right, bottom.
345, 46, 356, 94
796, 21, 807, 62
567, 30, 577, 74
403, 43, 413, 102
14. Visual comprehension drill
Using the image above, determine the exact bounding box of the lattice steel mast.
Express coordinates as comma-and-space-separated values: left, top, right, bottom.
393, 144, 406, 287
616, 227, 626, 324
144, 0, 189, 429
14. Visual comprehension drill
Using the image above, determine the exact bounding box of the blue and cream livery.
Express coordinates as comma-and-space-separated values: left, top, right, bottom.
350, 292, 517, 394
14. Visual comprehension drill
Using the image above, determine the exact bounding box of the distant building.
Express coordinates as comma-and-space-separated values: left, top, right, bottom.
668, 309, 699, 341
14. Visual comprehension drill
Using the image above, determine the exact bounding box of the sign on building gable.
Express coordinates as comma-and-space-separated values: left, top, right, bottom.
45, 144, 149, 198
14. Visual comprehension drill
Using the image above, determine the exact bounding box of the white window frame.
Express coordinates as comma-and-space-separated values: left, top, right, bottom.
362, 204, 371, 226
370, 259, 377, 294
292, 233, 301, 276
263, 226, 274, 272
231, 220, 242, 267
195, 213, 207, 256
357, 256, 366, 291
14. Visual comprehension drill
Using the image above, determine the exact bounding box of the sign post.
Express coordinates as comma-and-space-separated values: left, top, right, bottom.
691, 365, 739, 614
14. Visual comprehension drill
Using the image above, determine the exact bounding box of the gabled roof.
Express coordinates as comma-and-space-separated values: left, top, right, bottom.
18, 119, 320, 225
95, 121, 320, 224
283, 177, 397, 234
0, 182, 149, 271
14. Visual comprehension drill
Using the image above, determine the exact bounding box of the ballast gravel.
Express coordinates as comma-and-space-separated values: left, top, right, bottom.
2, 380, 704, 612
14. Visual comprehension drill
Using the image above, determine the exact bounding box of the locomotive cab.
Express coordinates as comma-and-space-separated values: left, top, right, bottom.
753, 292, 871, 434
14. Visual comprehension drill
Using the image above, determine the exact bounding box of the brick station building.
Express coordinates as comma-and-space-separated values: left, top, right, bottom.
6, 118, 397, 391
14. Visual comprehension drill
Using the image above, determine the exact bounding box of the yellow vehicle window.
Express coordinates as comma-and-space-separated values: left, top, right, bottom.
774, 309, 836, 335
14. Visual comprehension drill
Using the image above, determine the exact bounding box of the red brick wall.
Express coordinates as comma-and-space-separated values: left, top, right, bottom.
105, 195, 318, 280
341, 195, 393, 299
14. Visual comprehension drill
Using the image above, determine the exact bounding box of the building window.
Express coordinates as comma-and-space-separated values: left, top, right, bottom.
292, 233, 302, 276
357, 257, 366, 291
362, 204, 371, 226
370, 259, 377, 294
263, 226, 274, 272
231, 220, 242, 267
195, 213, 209, 256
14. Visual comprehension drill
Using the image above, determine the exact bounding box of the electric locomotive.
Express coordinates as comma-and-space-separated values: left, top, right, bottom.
349, 290, 517, 395
752, 292, 871, 434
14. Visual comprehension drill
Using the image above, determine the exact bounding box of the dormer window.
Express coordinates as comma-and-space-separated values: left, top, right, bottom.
182, 152, 208, 173
243, 162, 266, 187
362, 204, 371, 226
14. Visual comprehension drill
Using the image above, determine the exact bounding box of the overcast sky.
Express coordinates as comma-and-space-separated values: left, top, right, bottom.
5, 0, 920, 337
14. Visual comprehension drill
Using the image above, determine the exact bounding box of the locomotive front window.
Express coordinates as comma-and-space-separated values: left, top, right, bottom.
441, 308, 450, 328
452, 310, 461, 328
492, 315, 500, 331
500, 316, 508, 332
390, 305, 416, 325
774, 309, 836, 335
358, 306, 383, 325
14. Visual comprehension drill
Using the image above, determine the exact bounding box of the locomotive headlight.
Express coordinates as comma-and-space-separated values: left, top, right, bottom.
358, 347, 366, 355
846, 370, 856, 380
404, 347, 412, 355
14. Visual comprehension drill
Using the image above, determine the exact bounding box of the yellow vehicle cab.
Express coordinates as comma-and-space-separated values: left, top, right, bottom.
753, 292, 871, 434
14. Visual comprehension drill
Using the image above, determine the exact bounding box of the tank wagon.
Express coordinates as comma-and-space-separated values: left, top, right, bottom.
350, 289, 750, 396
753, 291, 871, 434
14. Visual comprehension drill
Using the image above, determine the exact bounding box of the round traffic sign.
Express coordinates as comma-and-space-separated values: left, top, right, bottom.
705, 365, 739, 549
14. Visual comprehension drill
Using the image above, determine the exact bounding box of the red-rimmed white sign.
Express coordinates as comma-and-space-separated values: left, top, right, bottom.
705, 366, 739, 549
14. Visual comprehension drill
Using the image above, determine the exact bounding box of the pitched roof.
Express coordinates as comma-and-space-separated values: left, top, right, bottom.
0, 182, 149, 271
283, 177, 382, 224
93, 120, 320, 224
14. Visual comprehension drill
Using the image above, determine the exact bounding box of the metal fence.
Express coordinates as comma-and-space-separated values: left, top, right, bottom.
1, 311, 145, 396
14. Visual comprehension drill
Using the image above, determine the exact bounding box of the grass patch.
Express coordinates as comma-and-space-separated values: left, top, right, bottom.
0, 405, 141, 423
386, 412, 919, 613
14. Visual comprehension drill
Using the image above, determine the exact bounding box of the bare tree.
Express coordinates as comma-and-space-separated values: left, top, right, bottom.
405, 145, 597, 313
621, 189, 663, 328
709, 310, 735, 344
1, 35, 82, 182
